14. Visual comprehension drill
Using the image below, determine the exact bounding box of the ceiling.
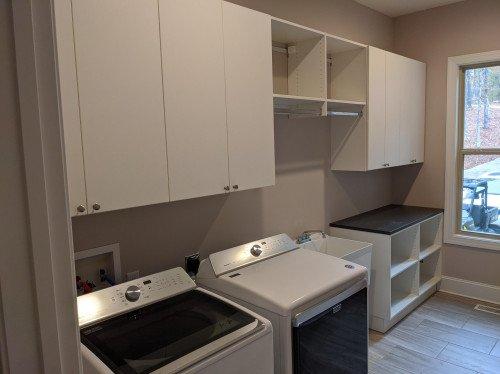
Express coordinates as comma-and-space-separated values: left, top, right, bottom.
353, 0, 465, 17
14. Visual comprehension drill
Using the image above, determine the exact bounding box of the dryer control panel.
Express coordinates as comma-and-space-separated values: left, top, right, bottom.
208, 233, 298, 276
77, 267, 195, 327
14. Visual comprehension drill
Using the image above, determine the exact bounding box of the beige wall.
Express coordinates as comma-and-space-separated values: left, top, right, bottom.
394, 0, 500, 286
72, 0, 394, 277
0, 1, 43, 372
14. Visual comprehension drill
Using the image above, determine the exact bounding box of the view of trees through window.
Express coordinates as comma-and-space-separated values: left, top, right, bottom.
461, 64, 500, 236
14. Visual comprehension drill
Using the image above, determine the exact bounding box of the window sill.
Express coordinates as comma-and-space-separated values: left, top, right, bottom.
444, 231, 500, 251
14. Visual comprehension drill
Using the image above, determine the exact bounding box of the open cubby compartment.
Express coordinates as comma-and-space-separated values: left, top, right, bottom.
326, 34, 367, 107
390, 225, 419, 278
419, 249, 442, 294
271, 18, 326, 101
391, 262, 418, 318
419, 214, 443, 259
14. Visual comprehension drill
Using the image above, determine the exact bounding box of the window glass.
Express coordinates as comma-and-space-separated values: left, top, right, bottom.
461, 155, 500, 236
463, 66, 500, 149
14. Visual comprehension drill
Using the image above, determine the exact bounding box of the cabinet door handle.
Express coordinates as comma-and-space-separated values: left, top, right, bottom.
224, 186, 230, 191
232, 185, 239, 190
76, 204, 86, 213
92, 203, 101, 211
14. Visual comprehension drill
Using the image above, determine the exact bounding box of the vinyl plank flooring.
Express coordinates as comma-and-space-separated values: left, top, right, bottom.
369, 357, 413, 374
381, 346, 476, 374
437, 344, 500, 374
384, 328, 447, 357
412, 304, 470, 328
414, 319, 497, 354
463, 317, 500, 340
369, 292, 500, 374
491, 340, 500, 358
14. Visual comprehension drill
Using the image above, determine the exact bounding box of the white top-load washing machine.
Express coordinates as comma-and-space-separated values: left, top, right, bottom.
77, 267, 273, 374
197, 234, 369, 374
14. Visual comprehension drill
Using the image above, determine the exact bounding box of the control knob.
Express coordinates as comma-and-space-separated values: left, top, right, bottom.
125, 285, 141, 302
250, 244, 262, 257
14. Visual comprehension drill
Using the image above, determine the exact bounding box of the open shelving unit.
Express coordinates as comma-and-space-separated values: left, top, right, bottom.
330, 211, 443, 333
270, 18, 367, 118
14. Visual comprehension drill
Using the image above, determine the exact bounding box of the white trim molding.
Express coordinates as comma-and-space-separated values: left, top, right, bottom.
440, 276, 500, 305
444, 50, 500, 251
11, 0, 82, 372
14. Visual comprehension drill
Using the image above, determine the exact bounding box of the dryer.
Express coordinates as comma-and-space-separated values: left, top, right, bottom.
78, 267, 273, 374
197, 234, 368, 374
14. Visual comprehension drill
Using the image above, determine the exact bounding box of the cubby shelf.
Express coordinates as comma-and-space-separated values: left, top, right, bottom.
420, 243, 441, 260
391, 291, 418, 318
326, 99, 365, 113
390, 258, 418, 278
420, 275, 441, 294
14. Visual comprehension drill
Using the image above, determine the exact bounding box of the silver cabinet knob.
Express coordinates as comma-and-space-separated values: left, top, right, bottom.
224, 186, 230, 191
76, 204, 86, 213
125, 285, 141, 302
250, 244, 262, 257
233, 185, 239, 190
92, 203, 101, 211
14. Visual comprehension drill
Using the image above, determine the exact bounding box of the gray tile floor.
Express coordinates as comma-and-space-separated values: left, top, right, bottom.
369, 292, 500, 374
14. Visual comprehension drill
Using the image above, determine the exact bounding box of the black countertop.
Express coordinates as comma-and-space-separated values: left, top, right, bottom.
330, 205, 443, 235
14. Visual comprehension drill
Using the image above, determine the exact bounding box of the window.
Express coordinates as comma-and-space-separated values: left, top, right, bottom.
445, 51, 500, 251
459, 64, 500, 238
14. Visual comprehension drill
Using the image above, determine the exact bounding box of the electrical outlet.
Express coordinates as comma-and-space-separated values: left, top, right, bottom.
185, 253, 200, 276
126, 270, 140, 281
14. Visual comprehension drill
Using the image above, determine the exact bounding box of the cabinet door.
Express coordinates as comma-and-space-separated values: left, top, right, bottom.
411, 60, 426, 163
160, 0, 229, 201
72, 0, 170, 213
399, 58, 426, 165
222, 3, 275, 192
385, 52, 402, 167
367, 47, 387, 170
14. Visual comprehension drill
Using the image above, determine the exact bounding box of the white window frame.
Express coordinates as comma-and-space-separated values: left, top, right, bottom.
445, 50, 500, 251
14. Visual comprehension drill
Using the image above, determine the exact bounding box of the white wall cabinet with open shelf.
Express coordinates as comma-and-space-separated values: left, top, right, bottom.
331, 212, 443, 333
331, 46, 426, 171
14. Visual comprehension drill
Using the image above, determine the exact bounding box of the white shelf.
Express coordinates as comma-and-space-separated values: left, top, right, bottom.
327, 99, 365, 113
271, 17, 324, 43
391, 291, 418, 318
326, 33, 366, 54
273, 94, 325, 116
390, 258, 418, 278
420, 243, 441, 260
420, 275, 441, 294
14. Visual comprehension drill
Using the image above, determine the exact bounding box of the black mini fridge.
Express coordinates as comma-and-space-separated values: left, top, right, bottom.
292, 287, 367, 374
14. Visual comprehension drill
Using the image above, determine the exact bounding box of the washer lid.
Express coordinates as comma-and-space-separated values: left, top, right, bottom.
81, 289, 261, 374
216, 249, 367, 316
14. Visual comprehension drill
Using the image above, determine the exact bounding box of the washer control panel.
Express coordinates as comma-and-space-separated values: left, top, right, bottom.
78, 267, 195, 327
209, 233, 298, 276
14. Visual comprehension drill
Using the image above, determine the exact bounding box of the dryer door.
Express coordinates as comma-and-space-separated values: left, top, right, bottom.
292, 287, 368, 374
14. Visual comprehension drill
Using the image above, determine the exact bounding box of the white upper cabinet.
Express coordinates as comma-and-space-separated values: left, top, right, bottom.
400, 58, 426, 165
160, 0, 230, 201
367, 47, 387, 170
72, 0, 170, 213
222, 2, 275, 192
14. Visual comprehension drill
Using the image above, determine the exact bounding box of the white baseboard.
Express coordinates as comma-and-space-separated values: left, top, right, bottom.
439, 276, 500, 304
